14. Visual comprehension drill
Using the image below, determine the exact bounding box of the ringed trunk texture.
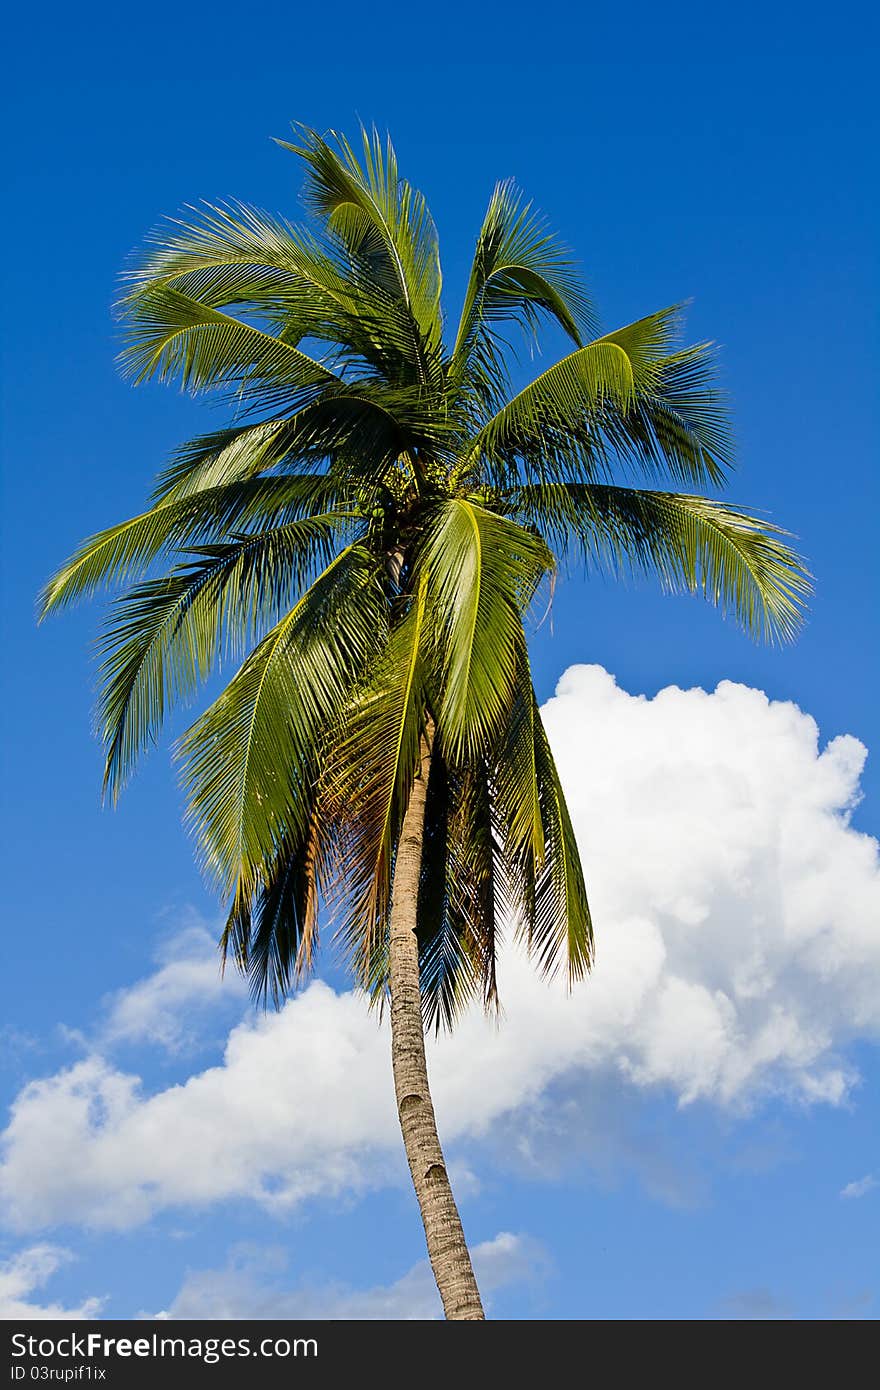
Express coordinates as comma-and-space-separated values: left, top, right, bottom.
388, 722, 486, 1321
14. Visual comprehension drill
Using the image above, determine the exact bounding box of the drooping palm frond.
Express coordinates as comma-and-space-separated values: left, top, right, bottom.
484, 640, 591, 989
416, 747, 478, 1029
222, 813, 321, 1008
530, 701, 593, 982
126, 198, 451, 393
417, 751, 499, 1031
320, 574, 430, 987
421, 499, 555, 762
469, 307, 731, 491
179, 544, 386, 898
124, 199, 355, 315
511, 482, 811, 641
490, 641, 545, 869
98, 509, 356, 798
152, 420, 297, 502
118, 284, 339, 412
467, 338, 636, 486
592, 308, 732, 485
39, 473, 354, 615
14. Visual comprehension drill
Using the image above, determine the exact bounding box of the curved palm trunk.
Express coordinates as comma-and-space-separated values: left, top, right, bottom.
388, 722, 485, 1321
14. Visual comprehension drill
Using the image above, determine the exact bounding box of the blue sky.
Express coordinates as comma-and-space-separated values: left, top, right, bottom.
1, 1, 878, 1320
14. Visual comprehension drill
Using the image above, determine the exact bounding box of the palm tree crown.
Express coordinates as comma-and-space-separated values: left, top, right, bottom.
41, 125, 810, 1031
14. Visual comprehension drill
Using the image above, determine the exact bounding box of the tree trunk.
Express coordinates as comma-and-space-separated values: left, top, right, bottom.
388, 721, 486, 1320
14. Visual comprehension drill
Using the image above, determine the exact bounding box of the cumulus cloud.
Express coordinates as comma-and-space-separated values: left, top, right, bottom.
840, 1175, 877, 1199
1, 667, 878, 1233
0, 1245, 102, 1319
153, 1232, 540, 1320
100, 920, 247, 1053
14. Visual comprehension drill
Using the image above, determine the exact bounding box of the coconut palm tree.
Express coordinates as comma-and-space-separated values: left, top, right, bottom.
41, 126, 809, 1320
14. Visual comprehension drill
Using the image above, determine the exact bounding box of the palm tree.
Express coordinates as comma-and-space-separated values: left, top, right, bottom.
41, 126, 809, 1320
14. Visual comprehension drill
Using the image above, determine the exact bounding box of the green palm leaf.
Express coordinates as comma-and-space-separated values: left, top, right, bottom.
179, 544, 385, 897
417, 751, 498, 1031
530, 701, 593, 982
222, 815, 321, 1007
98, 510, 355, 798
279, 125, 443, 379
450, 179, 595, 381
594, 308, 732, 485
321, 574, 430, 985
151, 420, 309, 502
422, 499, 555, 761
119, 284, 339, 405
513, 482, 811, 641
40, 473, 352, 615
125, 199, 356, 314
468, 339, 636, 483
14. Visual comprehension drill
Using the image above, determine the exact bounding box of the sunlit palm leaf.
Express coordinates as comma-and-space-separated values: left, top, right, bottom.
152, 420, 310, 502
179, 544, 386, 897
126, 199, 355, 314
119, 285, 339, 407
99, 510, 355, 798
469, 339, 636, 484
531, 702, 593, 982
512, 482, 810, 641
450, 178, 595, 390
40, 474, 353, 615
279, 125, 443, 380
423, 499, 555, 761
594, 308, 732, 485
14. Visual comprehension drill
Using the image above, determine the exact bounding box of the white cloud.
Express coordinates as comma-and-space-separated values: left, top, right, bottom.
840, 1175, 877, 1199
153, 1232, 540, 1320
0, 1245, 103, 1319
2, 667, 878, 1232
100, 920, 247, 1053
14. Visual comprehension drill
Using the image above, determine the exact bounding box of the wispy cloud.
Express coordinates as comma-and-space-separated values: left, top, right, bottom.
719, 1287, 791, 1320
840, 1175, 877, 1200
99, 919, 247, 1055
151, 1232, 544, 1320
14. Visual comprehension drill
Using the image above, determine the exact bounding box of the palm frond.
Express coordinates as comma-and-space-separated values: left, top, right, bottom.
529, 700, 593, 982
98, 510, 355, 798
278, 125, 443, 381
422, 499, 555, 761
468, 306, 731, 491
417, 751, 498, 1031
491, 641, 544, 867
39, 473, 353, 615
124, 199, 355, 315
178, 544, 386, 897
321, 574, 429, 986
513, 482, 811, 641
467, 339, 636, 485
450, 179, 595, 388
118, 284, 338, 407
222, 814, 321, 1007
152, 420, 308, 502
594, 307, 732, 485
